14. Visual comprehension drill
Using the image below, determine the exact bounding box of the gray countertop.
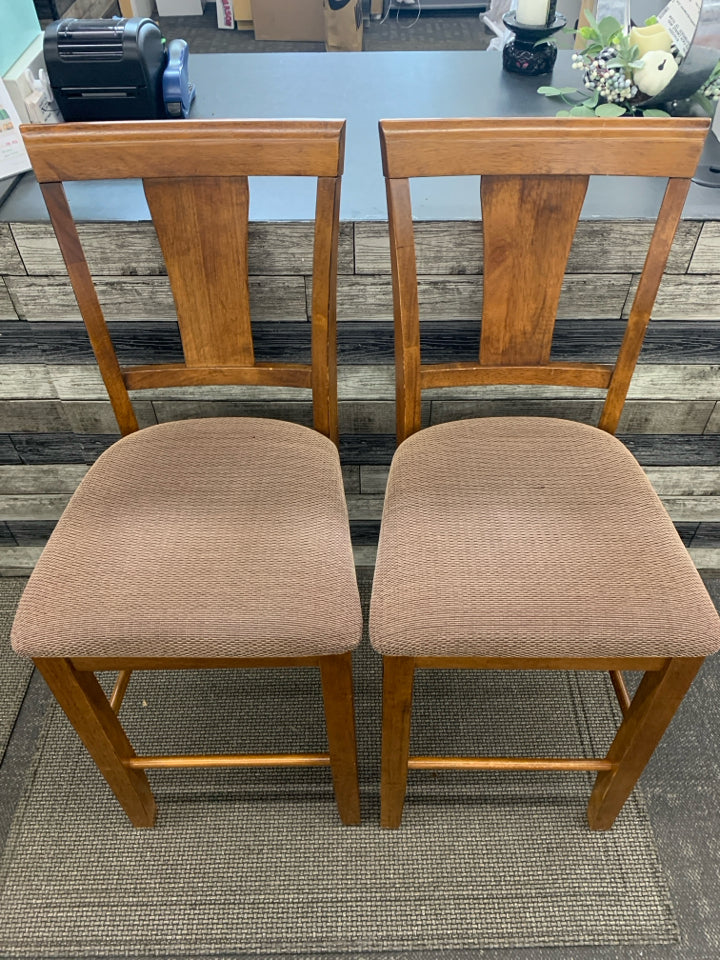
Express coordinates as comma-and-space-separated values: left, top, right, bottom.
1, 49, 718, 222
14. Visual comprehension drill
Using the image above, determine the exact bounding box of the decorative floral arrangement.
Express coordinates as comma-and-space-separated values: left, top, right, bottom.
538, 12, 720, 117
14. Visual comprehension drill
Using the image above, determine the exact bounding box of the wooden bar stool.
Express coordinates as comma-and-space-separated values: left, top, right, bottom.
11, 119, 361, 828
371, 116, 720, 830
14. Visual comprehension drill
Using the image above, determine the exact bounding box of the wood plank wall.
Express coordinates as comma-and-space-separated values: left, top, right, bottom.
0, 217, 718, 574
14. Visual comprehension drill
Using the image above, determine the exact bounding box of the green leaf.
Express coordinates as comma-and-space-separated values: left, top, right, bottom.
585, 90, 600, 108
556, 109, 572, 117
642, 108, 671, 117
570, 104, 597, 117
597, 16, 622, 43
644, 15, 658, 24
583, 9, 598, 30
537, 85, 578, 96
594, 102, 627, 117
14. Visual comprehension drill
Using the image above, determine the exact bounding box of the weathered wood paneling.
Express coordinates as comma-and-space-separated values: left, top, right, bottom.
629, 275, 720, 320
0, 225, 25, 275
0, 464, 88, 493
704, 402, 720, 433
63, 401, 156, 434
0, 365, 57, 400
688, 223, 720, 274
0, 279, 18, 321
152, 399, 315, 427
12, 222, 354, 277
0, 546, 43, 574
355, 220, 701, 276
0, 494, 72, 520
0, 401, 70, 433
358, 465, 720, 500
429, 399, 715, 434
27, 362, 711, 405
334, 274, 633, 322
6, 276, 309, 322
346, 494, 384, 521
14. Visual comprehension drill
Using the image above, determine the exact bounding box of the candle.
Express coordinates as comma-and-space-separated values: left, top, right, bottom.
515, 0, 550, 25
629, 23, 673, 58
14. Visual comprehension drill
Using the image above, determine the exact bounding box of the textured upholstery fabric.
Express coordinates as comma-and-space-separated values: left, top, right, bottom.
12, 418, 362, 659
370, 417, 720, 660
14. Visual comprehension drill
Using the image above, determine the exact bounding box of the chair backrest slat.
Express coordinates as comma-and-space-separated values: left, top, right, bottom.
24, 120, 345, 180
479, 174, 588, 366
23, 119, 346, 444
379, 116, 709, 442
143, 175, 255, 368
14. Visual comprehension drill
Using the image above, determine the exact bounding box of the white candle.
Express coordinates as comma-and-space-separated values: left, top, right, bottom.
515, 0, 550, 25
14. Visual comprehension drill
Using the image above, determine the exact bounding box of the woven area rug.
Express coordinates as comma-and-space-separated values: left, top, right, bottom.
0, 579, 31, 761
0, 578, 678, 957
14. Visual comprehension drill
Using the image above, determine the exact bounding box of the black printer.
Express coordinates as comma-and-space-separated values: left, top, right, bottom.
44, 18, 166, 122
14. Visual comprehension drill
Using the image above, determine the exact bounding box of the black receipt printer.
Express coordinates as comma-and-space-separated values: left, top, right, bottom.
44, 18, 167, 122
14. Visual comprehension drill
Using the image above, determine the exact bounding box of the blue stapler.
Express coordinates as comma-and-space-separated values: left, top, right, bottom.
163, 39, 196, 118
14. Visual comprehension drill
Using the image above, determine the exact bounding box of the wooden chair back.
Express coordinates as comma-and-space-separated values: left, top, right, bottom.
22, 119, 346, 443
379, 117, 709, 442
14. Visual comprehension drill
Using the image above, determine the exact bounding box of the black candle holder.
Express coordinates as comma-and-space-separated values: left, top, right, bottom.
502, 12, 567, 77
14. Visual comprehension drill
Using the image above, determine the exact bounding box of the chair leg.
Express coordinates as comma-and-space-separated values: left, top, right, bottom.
380, 656, 415, 829
34, 657, 157, 828
587, 656, 704, 830
319, 652, 361, 825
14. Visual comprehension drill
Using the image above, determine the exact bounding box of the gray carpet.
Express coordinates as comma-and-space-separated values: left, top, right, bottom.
0, 580, 30, 762
0, 581, 679, 957
157, 5, 493, 53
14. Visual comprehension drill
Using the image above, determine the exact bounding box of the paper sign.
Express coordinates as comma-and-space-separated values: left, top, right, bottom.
658, 0, 703, 57
0, 77, 31, 179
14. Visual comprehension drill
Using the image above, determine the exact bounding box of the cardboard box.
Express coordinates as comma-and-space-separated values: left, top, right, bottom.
324, 0, 363, 51
155, 0, 206, 14
234, 0, 253, 29
251, 0, 325, 41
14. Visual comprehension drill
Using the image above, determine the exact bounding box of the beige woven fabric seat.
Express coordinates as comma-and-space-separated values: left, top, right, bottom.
371, 417, 720, 660
12, 418, 361, 661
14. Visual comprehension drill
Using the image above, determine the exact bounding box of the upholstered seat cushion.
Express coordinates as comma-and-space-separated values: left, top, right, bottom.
12, 418, 362, 660
370, 417, 720, 660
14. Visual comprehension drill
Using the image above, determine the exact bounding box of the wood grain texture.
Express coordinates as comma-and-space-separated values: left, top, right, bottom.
0, 493, 71, 520
599, 178, 693, 433
0, 279, 18, 321
33, 657, 157, 828
0, 365, 57, 400
0, 225, 25, 275
6, 275, 309, 322
379, 117, 709, 179
380, 656, 415, 829
587, 658, 704, 829
703, 402, 720, 434
0, 464, 88, 493
22, 119, 347, 181
688, 222, 720, 274
479, 175, 588, 365
144, 175, 255, 367
319, 652, 361, 825
39, 182, 139, 435
649, 274, 720, 319
353, 220, 700, 276
333, 274, 634, 322
10, 222, 354, 277
7, 319, 720, 366
429, 399, 715, 434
